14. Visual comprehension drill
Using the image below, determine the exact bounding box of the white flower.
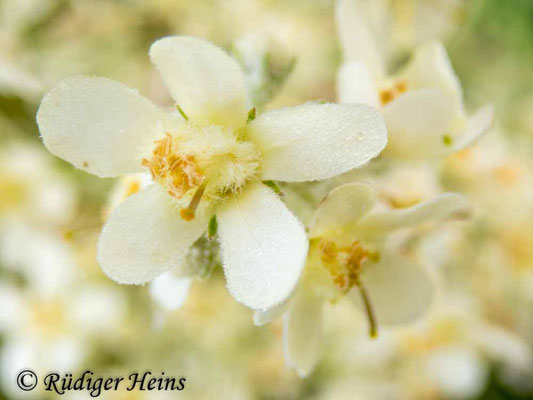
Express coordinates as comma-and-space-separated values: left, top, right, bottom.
37, 36, 387, 310
256, 182, 471, 376
335, 0, 465, 71
0, 143, 76, 226
336, 0, 493, 159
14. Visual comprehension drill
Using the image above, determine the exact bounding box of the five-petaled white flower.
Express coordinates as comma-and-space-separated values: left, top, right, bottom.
336, 0, 493, 159
255, 182, 471, 376
37, 36, 387, 310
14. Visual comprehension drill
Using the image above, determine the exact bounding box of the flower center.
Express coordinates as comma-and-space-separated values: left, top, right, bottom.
379, 80, 407, 106
317, 238, 380, 338
318, 239, 379, 292
142, 123, 260, 220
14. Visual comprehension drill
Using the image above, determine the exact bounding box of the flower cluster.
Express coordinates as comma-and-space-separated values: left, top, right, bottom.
18, 0, 529, 392
36, 29, 478, 377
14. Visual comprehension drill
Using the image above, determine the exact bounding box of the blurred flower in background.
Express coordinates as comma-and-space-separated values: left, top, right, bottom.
0, 0, 532, 399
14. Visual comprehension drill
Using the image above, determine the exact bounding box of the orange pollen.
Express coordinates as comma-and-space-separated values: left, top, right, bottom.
379, 80, 408, 106
318, 240, 377, 292
179, 183, 206, 221
141, 133, 204, 199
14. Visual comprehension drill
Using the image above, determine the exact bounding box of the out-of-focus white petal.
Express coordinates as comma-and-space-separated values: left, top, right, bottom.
337, 62, 379, 107
97, 185, 209, 285
150, 36, 247, 129
283, 289, 323, 377
310, 182, 375, 238
426, 347, 488, 400
452, 105, 494, 152
383, 89, 455, 159
351, 253, 434, 325
253, 300, 290, 326
248, 103, 387, 182
217, 183, 308, 310
70, 286, 126, 333
356, 193, 471, 240
0, 284, 22, 332
149, 272, 192, 311
336, 0, 386, 79
402, 41, 463, 108
0, 59, 42, 100
0, 222, 76, 297
37, 76, 169, 177
470, 323, 532, 369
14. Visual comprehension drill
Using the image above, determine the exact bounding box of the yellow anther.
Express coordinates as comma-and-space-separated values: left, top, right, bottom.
179, 183, 206, 222
180, 208, 195, 221
379, 80, 408, 106
141, 133, 204, 200
379, 89, 395, 106
318, 239, 377, 292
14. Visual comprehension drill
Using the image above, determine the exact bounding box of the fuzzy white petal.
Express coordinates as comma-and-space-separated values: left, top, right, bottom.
283, 289, 323, 377
149, 272, 192, 311
248, 103, 387, 182
253, 300, 290, 326
352, 253, 434, 325
337, 61, 379, 107
383, 88, 456, 159
97, 185, 209, 285
336, 0, 385, 79
37, 76, 169, 177
452, 105, 494, 152
217, 183, 308, 310
356, 193, 471, 240
150, 36, 247, 128
310, 182, 375, 238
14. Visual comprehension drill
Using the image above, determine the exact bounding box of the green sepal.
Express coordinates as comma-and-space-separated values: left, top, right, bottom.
262, 180, 284, 196
208, 215, 218, 240
177, 104, 189, 121
247, 107, 257, 123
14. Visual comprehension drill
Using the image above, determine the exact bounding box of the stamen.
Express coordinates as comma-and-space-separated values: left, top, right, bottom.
355, 276, 378, 339
180, 182, 206, 221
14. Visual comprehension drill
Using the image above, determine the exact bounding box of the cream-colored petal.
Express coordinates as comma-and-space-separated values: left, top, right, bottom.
150, 36, 247, 129
351, 252, 434, 325
355, 193, 471, 240
37, 76, 169, 177
452, 105, 494, 152
248, 103, 387, 182
217, 183, 308, 310
149, 272, 192, 311
97, 185, 209, 285
253, 300, 290, 326
337, 61, 379, 107
382, 88, 456, 159
402, 41, 463, 108
283, 289, 323, 377
310, 182, 375, 238
336, 0, 386, 79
